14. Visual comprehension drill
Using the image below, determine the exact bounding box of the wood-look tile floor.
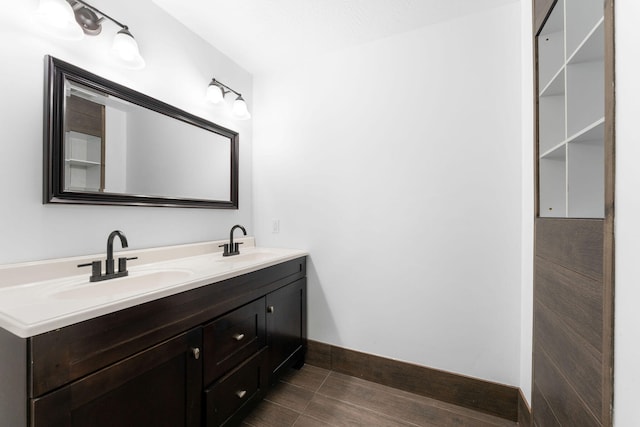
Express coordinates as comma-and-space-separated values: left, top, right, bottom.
242, 365, 518, 427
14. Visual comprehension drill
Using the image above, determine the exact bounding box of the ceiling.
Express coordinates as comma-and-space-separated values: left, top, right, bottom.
152, 0, 518, 75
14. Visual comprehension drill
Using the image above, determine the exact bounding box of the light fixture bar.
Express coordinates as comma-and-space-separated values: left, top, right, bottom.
206, 78, 250, 120
71, 0, 128, 30
34, 0, 145, 69
209, 78, 242, 98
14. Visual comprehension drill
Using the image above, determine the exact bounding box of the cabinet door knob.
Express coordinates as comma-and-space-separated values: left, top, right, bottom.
232, 333, 245, 341
267, 306, 275, 313
191, 347, 200, 360
236, 390, 247, 399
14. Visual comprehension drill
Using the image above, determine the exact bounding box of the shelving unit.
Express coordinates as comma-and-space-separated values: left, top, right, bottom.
532, 1, 614, 426
537, 0, 604, 218
64, 130, 103, 192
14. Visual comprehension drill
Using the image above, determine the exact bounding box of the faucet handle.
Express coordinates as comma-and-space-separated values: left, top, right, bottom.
218, 243, 230, 256
78, 261, 102, 281
118, 256, 138, 273
234, 242, 244, 253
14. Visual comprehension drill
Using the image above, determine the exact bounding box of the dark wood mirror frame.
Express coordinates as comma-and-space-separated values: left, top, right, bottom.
43, 55, 239, 209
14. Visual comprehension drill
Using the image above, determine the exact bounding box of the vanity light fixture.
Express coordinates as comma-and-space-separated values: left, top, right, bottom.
34, 0, 145, 69
206, 78, 251, 120
34, 0, 84, 40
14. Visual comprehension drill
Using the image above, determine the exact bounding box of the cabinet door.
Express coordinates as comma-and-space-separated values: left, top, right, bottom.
31, 328, 202, 427
266, 278, 306, 382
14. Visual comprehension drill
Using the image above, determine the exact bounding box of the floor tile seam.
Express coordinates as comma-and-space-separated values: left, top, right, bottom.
280, 370, 331, 392
316, 369, 331, 392
325, 370, 450, 404
264, 388, 512, 427
262, 396, 305, 416
270, 374, 330, 413
408, 401, 515, 427
308, 390, 427, 427
315, 371, 420, 413
325, 371, 514, 426
320, 372, 514, 427
290, 411, 302, 427
319, 371, 443, 415
297, 370, 332, 414
275, 377, 318, 398
296, 411, 339, 427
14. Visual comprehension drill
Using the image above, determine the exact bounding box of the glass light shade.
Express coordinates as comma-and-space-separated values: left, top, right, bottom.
111, 28, 145, 70
232, 96, 251, 120
206, 83, 224, 104
34, 0, 84, 40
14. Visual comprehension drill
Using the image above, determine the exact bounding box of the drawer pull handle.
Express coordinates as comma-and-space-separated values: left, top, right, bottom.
233, 333, 245, 341
191, 347, 200, 360
236, 390, 247, 399
267, 305, 275, 313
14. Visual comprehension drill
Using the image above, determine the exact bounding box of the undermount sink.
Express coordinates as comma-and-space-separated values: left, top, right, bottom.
49, 269, 194, 300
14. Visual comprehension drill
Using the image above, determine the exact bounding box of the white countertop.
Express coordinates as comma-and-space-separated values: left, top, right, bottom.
0, 238, 307, 338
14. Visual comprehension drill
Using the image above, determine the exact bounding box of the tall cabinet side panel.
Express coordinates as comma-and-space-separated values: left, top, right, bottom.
0, 328, 27, 426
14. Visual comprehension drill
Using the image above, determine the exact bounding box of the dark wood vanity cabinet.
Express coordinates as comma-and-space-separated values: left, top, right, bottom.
31, 328, 203, 427
19, 257, 307, 427
267, 278, 306, 382
202, 278, 307, 426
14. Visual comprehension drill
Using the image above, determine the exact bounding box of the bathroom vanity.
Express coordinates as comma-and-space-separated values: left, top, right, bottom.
0, 240, 307, 426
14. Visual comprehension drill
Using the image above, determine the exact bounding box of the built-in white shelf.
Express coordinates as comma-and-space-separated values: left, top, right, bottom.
540, 67, 565, 97
537, 0, 604, 219
65, 158, 102, 167
567, 18, 604, 65
66, 186, 101, 192
64, 131, 103, 192
567, 117, 605, 144
565, 0, 604, 58
540, 141, 566, 160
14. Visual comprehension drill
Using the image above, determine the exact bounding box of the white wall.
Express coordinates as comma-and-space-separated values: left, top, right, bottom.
253, 3, 523, 386
613, 0, 640, 425
520, 0, 534, 404
0, 0, 253, 264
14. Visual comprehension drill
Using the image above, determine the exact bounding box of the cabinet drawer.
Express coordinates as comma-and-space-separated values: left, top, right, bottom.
204, 350, 265, 427
204, 297, 265, 384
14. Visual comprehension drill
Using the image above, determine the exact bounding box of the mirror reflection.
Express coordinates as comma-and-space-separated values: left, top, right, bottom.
45, 55, 239, 209
64, 80, 231, 201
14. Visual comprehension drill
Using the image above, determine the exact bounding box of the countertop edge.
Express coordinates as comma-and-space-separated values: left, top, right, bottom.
0, 244, 308, 338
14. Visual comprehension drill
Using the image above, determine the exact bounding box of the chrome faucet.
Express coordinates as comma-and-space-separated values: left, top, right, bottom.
220, 224, 247, 256
78, 230, 137, 282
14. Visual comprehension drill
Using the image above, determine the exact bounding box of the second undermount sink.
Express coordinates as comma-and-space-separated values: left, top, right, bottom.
49, 269, 194, 301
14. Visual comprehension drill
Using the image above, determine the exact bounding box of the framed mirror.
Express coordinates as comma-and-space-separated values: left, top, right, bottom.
43, 55, 239, 209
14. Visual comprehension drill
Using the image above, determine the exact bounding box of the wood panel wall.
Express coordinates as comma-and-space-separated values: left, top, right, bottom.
65, 96, 104, 138
533, 219, 605, 426
532, 1, 615, 426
